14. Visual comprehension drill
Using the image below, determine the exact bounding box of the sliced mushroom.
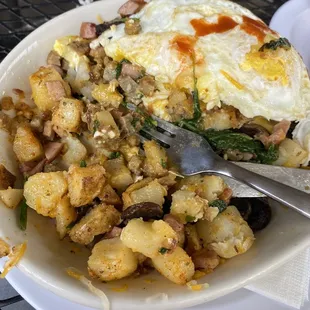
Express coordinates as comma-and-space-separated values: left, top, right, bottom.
121, 202, 163, 223
95, 18, 125, 36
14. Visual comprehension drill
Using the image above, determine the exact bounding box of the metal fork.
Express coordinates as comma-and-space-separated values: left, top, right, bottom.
139, 118, 310, 219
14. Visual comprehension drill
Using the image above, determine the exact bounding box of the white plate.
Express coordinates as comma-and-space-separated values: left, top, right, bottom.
270, 0, 310, 69
1, 1, 310, 310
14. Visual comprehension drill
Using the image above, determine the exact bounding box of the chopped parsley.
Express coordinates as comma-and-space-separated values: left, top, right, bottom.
185, 215, 196, 223
115, 59, 131, 79
259, 37, 291, 52
209, 199, 227, 213
80, 160, 87, 168
93, 119, 100, 134
109, 152, 121, 159
159, 247, 169, 254
160, 158, 167, 169
131, 117, 140, 128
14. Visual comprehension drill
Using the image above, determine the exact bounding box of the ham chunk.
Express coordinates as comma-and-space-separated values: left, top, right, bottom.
118, 0, 144, 17
44, 142, 64, 163
80, 22, 97, 39
46, 80, 66, 101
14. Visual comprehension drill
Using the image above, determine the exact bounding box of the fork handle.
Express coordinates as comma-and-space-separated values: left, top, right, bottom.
214, 159, 310, 219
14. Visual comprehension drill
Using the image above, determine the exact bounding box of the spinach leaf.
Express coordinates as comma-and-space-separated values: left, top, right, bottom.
109, 152, 121, 159
80, 160, 87, 167
259, 37, 291, 52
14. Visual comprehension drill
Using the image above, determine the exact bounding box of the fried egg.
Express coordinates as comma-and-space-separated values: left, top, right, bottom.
92, 0, 310, 122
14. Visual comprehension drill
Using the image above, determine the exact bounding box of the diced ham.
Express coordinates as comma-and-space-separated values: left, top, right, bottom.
164, 214, 184, 233
27, 159, 47, 176
191, 249, 220, 271
80, 22, 97, 39
53, 125, 67, 138
45, 80, 66, 101
139, 75, 156, 96
47, 51, 61, 67
19, 161, 37, 173
44, 142, 64, 163
118, 0, 143, 17
218, 187, 233, 204
43, 121, 55, 140
121, 63, 143, 80
104, 227, 122, 239
47, 65, 64, 77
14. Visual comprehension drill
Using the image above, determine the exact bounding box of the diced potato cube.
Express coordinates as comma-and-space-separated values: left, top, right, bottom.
0, 239, 10, 258
55, 195, 77, 239
94, 110, 120, 140
0, 165, 16, 190
104, 157, 133, 192
120, 219, 178, 258
92, 84, 123, 108
24, 172, 68, 217
123, 179, 167, 209
273, 138, 308, 167
61, 135, 87, 167
29, 66, 71, 111
69, 204, 120, 244
88, 238, 138, 282
196, 206, 255, 259
98, 183, 122, 205
152, 246, 195, 285
0, 188, 23, 209
52, 98, 83, 133
119, 141, 139, 162
170, 190, 207, 223
67, 164, 105, 207
143, 140, 168, 177
13, 126, 44, 163
185, 224, 202, 255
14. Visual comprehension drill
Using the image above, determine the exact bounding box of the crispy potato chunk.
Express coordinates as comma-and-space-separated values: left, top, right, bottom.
29, 66, 71, 111
61, 135, 87, 167
13, 126, 44, 163
196, 206, 255, 259
122, 179, 167, 209
88, 238, 138, 282
98, 183, 122, 205
143, 140, 168, 177
52, 98, 83, 133
24, 172, 68, 217
55, 195, 77, 239
0, 238, 10, 258
104, 157, 133, 192
92, 84, 123, 108
0, 188, 23, 209
69, 204, 121, 245
152, 246, 195, 285
67, 164, 105, 207
0, 164, 16, 190
120, 219, 178, 258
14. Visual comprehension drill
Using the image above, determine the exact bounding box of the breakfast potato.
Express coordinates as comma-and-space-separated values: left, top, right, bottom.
0, 239, 10, 258
143, 140, 168, 177
88, 238, 138, 282
29, 66, 71, 111
196, 206, 255, 259
120, 219, 178, 258
24, 172, 68, 217
119, 140, 139, 162
0, 188, 23, 209
152, 246, 195, 285
273, 138, 308, 167
170, 190, 208, 223
52, 98, 84, 133
67, 164, 106, 207
184, 224, 202, 255
13, 126, 44, 163
69, 204, 121, 245
122, 178, 167, 209
92, 84, 123, 108
94, 110, 120, 140
98, 183, 122, 205
103, 157, 133, 192
61, 135, 87, 167
55, 195, 77, 239
0, 165, 16, 190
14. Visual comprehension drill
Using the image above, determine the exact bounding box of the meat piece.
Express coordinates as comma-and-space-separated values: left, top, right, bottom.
89, 46, 106, 64
89, 63, 104, 83
128, 155, 143, 175
125, 18, 142, 35
119, 76, 139, 94
44, 142, 64, 163
258, 120, 291, 147
191, 249, 220, 271
68, 41, 90, 56
139, 75, 156, 96
30, 116, 44, 132
118, 113, 136, 135
0, 165, 16, 190
80, 22, 97, 39
118, 0, 143, 17
19, 161, 37, 173
164, 214, 184, 233
47, 65, 64, 77
218, 187, 233, 205
45, 80, 66, 101
43, 121, 55, 140
46, 51, 61, 67
104, 227, 122, 239
27, 159, 47, 176
103, 61, 117, 82
121, 63, 143, 80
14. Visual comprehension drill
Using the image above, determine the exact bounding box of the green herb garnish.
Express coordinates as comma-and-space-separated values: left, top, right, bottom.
109, 152, 121, 159
160, 159, 167, 169
93, 119, 100, 134
185, 215, 196, 223
115, 59, 131, 79
209, 199, 227, 213
159, 247, 169, 254
19, 199, 28, 231
259, 37, 291, 52
131, 117, 140, 128
80, 160, 87, 167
